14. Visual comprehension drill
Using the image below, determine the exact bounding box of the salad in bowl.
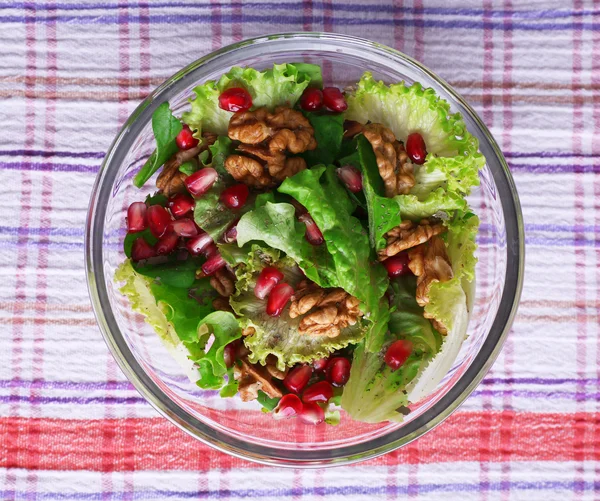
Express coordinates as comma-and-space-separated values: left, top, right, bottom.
117, 62, 483, 426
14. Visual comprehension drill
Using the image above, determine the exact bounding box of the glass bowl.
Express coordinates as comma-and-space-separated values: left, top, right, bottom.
85, 32, 524, 467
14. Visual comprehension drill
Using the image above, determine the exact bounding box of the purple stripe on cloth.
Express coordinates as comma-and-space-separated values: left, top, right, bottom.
0, 160, 99, 173
0, 1, 597, 20
0, 481, 598, 498
0, 13, 595, 30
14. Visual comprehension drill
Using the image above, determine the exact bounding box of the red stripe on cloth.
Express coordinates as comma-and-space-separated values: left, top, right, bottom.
1, 411, 599, 471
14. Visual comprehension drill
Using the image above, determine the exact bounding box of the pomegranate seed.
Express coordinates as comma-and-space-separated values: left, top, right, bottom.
312, 358, 328, 372
220, 183, 249, 209
218, 87, 252, 112
201, 252, 226, 276
223, 341, 238, 369
273, 394, 303, 420
406, 132, 428, 165
298, 213, 324, 246
168, 193, 195, 218
336, 165, 363, 193
384, 340, 413, 371
383, 252, 411, 278
155, 232, 179, 255
203, 243, 219, 259
184, 168, 218, 197
127, 202, 147, 232
176, 124, 199, 151
146, 205, 171, 238
300, 88, 323, 111
254, 267, 284, 300
283, 365, 313, 394
131, 237, 156, 261
325, 357, 351, 387
299, 402, 325, 425
169, 218, 198, 238
266, 282, 294, 317
302, 381, 333, 404
223, 222, 238, 244
186, 231, 213, 255
322, 87, 348, 112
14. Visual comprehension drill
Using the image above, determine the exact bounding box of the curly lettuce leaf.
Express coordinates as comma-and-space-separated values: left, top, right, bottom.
346, 72, 479, 157
228, 245, 367, 370
182, 63, 322, 136
340, 277, 443, 423
133, 102, 183, 188
115, 261, 216, 384
236, 201, 338, 287
279, 165, 390, 351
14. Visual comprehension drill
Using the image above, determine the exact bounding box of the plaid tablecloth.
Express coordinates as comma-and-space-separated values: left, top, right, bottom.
0, 0, 598, 499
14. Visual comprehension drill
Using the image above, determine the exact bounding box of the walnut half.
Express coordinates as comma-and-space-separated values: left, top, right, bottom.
363, 123, 415, 198
289, 281, 363, 338
378, 219, 446, 260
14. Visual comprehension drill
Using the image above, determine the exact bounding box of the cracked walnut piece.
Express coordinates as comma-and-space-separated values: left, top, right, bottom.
378, 219, 446, 260
209, 268, 236, 297
225, 106, 317, 186
363, 123, 415, 198
289, 280, 363, 338
408, 236, 454, 334
234, 357, 283, 402
156, 133, 217, 197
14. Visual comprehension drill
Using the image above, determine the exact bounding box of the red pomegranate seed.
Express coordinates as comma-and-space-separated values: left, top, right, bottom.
336, 165, 363, 193
322, 87, 348, 112
223, 222, 238, 244
325, 357, 351, 387
266, 282, 294, 317
169, 218, 198, 238
283, 365, 313, 394
131, 237, 156, 261
220, 184, 249, 209
168, 193, 195, 218
218, 87, 253, 112
298, 213, 324, 246
127, 202, 147, 232
384, 340, 413, 371
201, 252, 226, 276
175, 124, 199, 151
273, 394, 303, 420
184, 168, 218, 197
300, 88, 323, 111
186, 231, 213, 255
302, 381, 333, 404
312, 358, 328, 372
383, 252, 411, 278
298, 402, 325, 425
223, 341, 239, 369
146, 205, 171, 238
203, 243, 219, 259
406, 132, 428, 165
155, 232, 179, 255
254, 266, 284, 300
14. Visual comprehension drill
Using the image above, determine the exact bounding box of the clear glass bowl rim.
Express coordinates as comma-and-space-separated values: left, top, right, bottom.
85, 32, 525, 467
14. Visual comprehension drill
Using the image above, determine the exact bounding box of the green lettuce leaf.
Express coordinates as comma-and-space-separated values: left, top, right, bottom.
194, 311, 242, 390
135, 258, 200, 288
302, 112, 345, 166
279, 165, 390, 351
182, 63, 322, 136
229, 245, 367, 370
346, 72, 479, 157
340, 277, 443, 423
115, 260, 216, 384
236, 201, 338, 287
134, 102, 183, 188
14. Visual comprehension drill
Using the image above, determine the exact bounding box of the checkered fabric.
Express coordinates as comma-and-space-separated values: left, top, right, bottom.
1, 1, 598, 499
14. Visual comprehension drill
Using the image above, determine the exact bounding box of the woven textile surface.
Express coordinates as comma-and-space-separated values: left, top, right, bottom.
0, 1, 598, 499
